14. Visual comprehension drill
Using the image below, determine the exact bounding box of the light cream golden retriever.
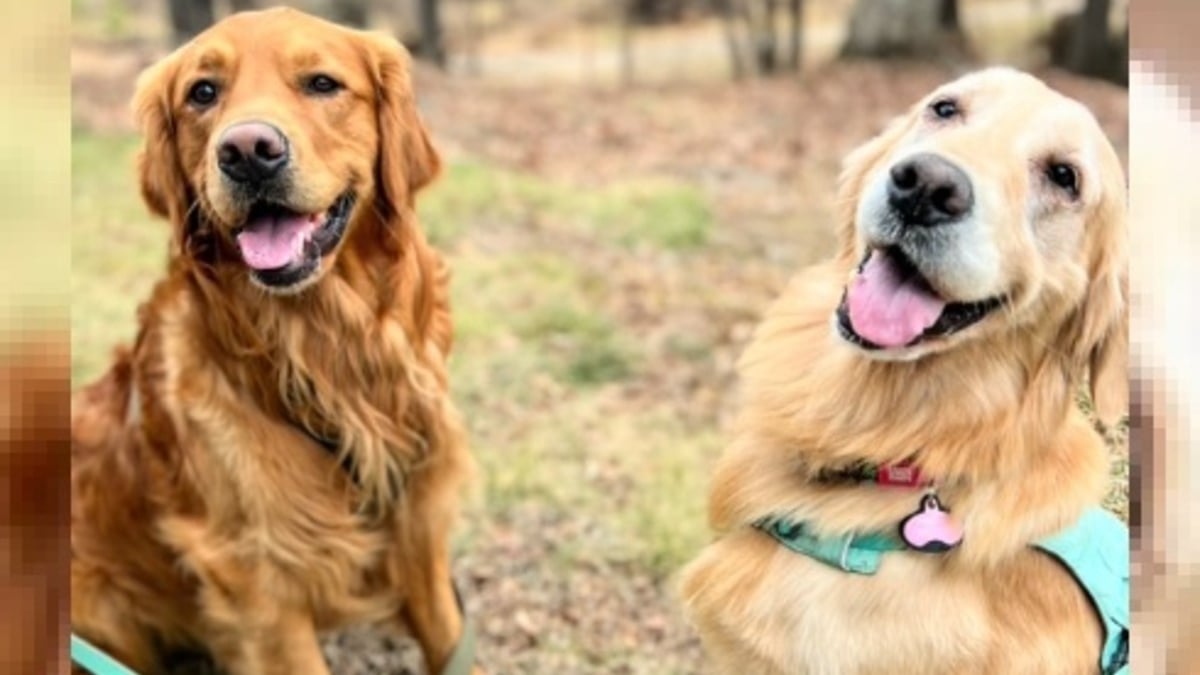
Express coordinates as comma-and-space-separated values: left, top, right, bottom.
679, 68, 1127, 674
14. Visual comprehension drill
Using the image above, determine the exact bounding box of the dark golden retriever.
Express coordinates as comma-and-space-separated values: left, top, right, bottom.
680, 69, 1128, 674
71, 9, 477, 675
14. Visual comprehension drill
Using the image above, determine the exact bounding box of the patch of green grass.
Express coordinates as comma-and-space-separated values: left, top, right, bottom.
664, 332, 715, 364
565, 341, 634, 386
102, 0, 132, 39
617, 425, 719, 578
515, 302, 636, 387
420, 159, 712, 251
71, 131, 165, 384
71, 0, 137, 41
589, 181, 712, 250
450, 250, 636, 392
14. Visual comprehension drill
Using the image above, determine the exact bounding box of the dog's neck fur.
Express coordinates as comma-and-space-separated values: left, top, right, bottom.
709, 262, 1109, 568
160, 207, 452, 513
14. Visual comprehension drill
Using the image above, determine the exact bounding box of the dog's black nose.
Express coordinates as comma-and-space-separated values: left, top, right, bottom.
217, 121, 289, 184
887, 153, 974, 227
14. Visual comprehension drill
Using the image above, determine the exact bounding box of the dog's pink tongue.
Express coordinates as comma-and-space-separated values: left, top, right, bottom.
236, 213, 318, 271
847, 250, 946, 348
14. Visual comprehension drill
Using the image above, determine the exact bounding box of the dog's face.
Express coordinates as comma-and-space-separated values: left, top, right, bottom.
132, 8, 439, 294
834, 68, 1127, 365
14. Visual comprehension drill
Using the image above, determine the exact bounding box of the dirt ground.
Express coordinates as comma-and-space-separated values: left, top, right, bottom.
71, 33, 1128, 675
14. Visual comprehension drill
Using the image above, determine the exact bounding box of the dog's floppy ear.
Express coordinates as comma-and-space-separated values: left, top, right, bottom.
832, 109, 917, 266
362, 32, 442, 219
131, 54, 192, 246
1065, 166, 1129, 430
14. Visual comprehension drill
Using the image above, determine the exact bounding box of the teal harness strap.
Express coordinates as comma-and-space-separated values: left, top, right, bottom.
71, 634, 140, 675
757, 507, 1129, 675
1034, 507, 1130, 675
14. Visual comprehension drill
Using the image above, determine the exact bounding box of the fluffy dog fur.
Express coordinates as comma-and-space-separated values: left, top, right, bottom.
679, 68, 1128, 674
71, 9, 476, 675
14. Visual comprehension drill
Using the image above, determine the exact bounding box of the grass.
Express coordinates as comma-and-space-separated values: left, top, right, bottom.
71, 130, 718, 579
71, 132, 164, 382
421, 160, 713, 251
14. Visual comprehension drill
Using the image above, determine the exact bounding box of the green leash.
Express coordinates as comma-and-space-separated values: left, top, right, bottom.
443, 579, 479, 675
441, 617, 478, 675
71, 633, 139, 675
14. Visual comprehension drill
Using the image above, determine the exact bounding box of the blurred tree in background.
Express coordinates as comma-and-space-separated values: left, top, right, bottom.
840, 0, 966, 60
328, 0, 369, 28
167, 0, 213, 46
1046, 0, 1127, 85
415, 0, 446, 67
164, 0, 444, 67
124, 0, 1129, 85
712, 0, 804, 77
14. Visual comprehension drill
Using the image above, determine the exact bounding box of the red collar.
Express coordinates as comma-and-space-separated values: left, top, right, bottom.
813, 460, 933, 488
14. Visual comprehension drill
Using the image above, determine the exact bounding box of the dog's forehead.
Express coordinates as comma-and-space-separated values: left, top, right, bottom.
928, 71, 1103, 161
929, 69, 1052, 111
1016, 102, 1100, 156
187, 10, 359, 75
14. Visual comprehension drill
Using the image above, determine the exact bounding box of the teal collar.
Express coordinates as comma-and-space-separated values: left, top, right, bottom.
754, 517, 906, 575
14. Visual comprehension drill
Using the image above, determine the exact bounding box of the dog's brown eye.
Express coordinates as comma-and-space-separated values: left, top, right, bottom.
1047, 163, 1079, 197
930, 99, 959, 119
187, 80, 219, 108
305, 74, 343, 96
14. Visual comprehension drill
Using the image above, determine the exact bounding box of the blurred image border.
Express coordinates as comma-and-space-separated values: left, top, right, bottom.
1129, 0, 1200, 671
0, 0, 71, 673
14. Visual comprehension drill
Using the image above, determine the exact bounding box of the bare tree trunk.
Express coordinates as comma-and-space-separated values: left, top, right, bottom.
463, 0, 482, 77
620, 0, 636, 86
628, 0, 686, 24
940, 0, 958, 29
715, 0, 745, 79
416, 0, 446, 68
840, 0, 964, 59
327, 0, 370, 27
751, 0, 779, 74
786, 0, 802, 71
1067, 0, 1111, 75
168, 0, 214, 46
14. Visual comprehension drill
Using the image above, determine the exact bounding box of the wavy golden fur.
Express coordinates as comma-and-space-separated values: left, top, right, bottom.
71, 9, 476, 674
679, 69, 1127, 674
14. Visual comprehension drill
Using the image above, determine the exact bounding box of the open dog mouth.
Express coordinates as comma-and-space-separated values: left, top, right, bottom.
836, 247, 1005, 351
232, 192, 355, 289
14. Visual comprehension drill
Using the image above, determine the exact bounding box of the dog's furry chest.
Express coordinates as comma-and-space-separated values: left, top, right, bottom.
130, 287, 429, 618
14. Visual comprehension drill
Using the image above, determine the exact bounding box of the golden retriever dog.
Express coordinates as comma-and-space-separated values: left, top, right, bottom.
679, 68, 1128, 674
71, 9, 478, 675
